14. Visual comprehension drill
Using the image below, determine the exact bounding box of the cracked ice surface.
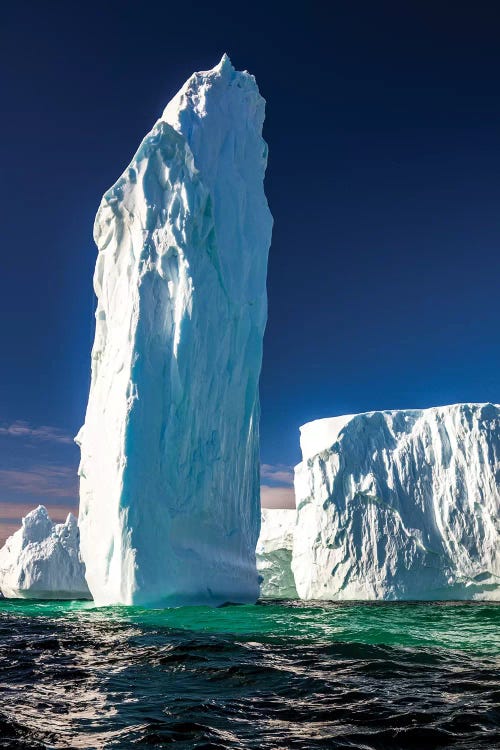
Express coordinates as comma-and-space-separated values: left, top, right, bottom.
77, 56, 272, 606
293, 403, 500, 600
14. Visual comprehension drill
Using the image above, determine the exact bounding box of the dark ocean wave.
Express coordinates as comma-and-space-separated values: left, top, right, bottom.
0, 600, 498, 749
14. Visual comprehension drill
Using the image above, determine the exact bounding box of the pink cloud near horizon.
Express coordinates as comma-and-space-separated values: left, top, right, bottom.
260, 485, 296, 509
260, 461, 296, 508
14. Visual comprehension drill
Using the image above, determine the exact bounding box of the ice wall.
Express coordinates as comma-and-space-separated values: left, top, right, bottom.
256, 509, 298, 599
293, 404, 500, 600
0, 506, 90, 600
77, 55, 273, 606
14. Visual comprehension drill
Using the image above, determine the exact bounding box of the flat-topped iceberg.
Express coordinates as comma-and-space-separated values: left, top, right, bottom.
293, 403, 500, 600
77, 55, 272, 607
0, 506, 90, 600
257, 509, 297, 599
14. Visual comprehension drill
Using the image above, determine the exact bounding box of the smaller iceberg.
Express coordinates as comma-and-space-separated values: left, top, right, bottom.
0, 506, 90, 600
293, 403, 500, 601
256, 509, 298, 599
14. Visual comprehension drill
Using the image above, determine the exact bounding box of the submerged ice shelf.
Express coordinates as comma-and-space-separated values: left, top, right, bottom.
0, 506, 89, 600
293, 403, 500, 601
77, 55, 273, 607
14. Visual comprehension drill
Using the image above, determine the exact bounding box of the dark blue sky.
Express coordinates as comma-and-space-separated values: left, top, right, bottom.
1, 1, 500, 529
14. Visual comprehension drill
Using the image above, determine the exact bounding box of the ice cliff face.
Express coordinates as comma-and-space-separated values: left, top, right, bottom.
0, 506, 90, 600
77, 55, 273, 607
293, 403, 500, 600
256, 509, 297, 599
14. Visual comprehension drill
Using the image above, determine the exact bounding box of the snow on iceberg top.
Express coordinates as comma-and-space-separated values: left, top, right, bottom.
299, 414, 356, 461
299, 403, 500, 461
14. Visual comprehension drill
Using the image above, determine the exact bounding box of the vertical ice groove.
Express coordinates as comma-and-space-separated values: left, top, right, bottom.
77, 56, 273, 606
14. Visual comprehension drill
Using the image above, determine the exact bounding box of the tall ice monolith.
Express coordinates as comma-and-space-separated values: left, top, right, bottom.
77, 55, 273, 606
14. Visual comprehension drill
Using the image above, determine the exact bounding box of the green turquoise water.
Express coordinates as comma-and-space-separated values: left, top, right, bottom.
2, 598, 499, 653
0, 600, 498, 748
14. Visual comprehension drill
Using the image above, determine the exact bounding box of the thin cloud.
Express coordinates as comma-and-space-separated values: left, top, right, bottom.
0, 421, 74, 445
0, 465, 78, 499
260, 463, 294, 487
260, 485, 296, 509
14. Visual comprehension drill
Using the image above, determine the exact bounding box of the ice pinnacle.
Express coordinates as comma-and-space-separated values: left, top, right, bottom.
77, 56, 273, 606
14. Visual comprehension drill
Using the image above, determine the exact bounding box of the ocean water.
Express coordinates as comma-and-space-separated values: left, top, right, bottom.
0, 600, 498, 749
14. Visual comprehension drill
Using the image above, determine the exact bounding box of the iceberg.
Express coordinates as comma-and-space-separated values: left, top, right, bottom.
293, 403, 500, 600
77, 55, 273, 607
0, 506, 90, 600
256, 509, 298, 599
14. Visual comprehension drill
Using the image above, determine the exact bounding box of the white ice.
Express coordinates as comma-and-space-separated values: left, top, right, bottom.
256, 509, 298, 599
77, 55, 272, 607
293, 403, 500, 600
0, 506, 90, 600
